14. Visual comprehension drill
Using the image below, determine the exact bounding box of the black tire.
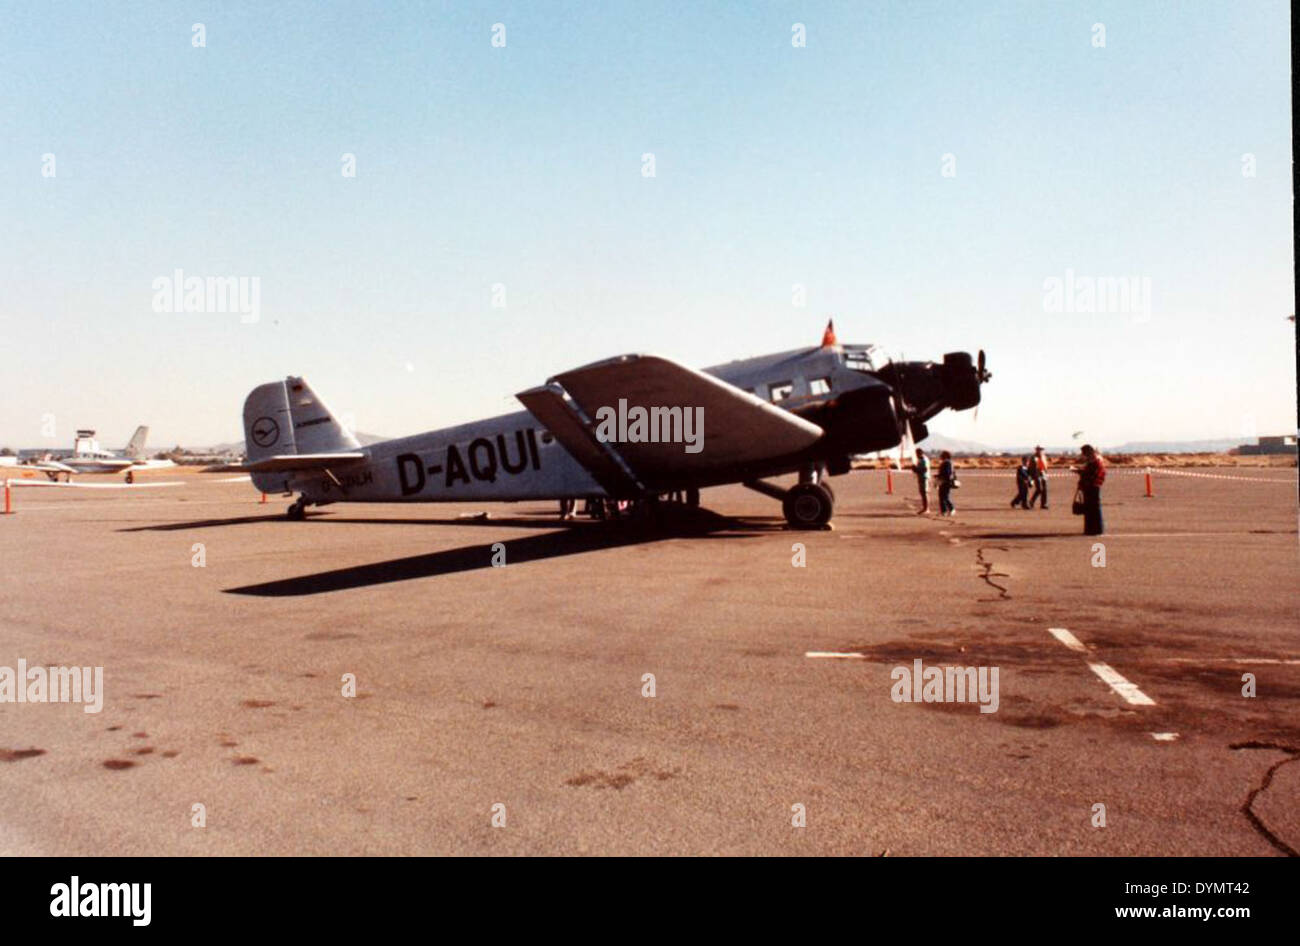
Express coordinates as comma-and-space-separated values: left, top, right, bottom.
783, 483, 833, 529
818, 481, 834, 503
287, 501, 306, 521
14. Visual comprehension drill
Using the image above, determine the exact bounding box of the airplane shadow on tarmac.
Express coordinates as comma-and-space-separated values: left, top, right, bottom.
222, 507, 777, 597
120, 513, 584, 533
119, 514, 292, 531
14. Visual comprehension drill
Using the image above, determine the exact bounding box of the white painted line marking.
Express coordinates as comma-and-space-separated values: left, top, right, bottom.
1161, 657, 1300, 666
1049, 627, 1156, 705
1048, 627, 1088, 653
1150, 732, 1180, 742
805, 652, 867, 660
6, 480, 184, 489
1088, 662, 1157, 706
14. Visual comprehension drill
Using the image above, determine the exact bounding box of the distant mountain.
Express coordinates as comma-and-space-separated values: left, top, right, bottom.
918, 433, 1251, 456
916, 432, 999, 454
1102, 438, 1245, 454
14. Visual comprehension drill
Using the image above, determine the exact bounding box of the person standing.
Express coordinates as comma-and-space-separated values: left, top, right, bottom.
1010, 456, 1033, 508
1029, 445, 1048, 509
936, 450, 956, 516
912, 447, 930, 514
1075, 444, 1106, 535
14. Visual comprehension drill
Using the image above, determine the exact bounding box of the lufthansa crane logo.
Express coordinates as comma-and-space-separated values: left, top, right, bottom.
250, 416, 280, 448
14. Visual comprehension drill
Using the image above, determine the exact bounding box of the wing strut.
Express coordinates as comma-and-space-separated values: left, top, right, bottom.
515, 384, 645, 498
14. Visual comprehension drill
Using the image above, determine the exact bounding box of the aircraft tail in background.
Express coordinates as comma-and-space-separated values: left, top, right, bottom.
123, 425, 149, 459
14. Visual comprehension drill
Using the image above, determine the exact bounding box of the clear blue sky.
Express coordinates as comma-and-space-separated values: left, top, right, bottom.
1, 0, 1293, 449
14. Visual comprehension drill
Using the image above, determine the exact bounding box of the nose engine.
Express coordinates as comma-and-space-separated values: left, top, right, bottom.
938, 350, 987, 411
877, 350, 990, 438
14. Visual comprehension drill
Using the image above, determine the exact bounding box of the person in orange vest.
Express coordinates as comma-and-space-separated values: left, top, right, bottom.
1028, 445, 1048, 509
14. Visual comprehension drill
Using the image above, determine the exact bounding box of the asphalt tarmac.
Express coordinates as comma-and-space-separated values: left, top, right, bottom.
1, 466, 1296, 855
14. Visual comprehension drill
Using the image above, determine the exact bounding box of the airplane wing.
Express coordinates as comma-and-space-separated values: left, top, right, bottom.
0, 460, 76, 478
515, 384, 643, 496
239, 453, 367, 473
518, 354, 824, 492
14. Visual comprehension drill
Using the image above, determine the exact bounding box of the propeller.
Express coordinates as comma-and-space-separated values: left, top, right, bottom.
900, 413, 916, 467
973, 349, 990, 421
888, 354, 916, 468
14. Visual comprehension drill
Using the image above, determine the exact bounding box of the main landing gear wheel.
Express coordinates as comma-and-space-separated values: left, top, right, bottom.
783, 482, 833, 530
286, 498, 308, 521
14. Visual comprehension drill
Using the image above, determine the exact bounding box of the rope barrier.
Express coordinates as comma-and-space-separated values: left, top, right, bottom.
890, 468, 1295, 484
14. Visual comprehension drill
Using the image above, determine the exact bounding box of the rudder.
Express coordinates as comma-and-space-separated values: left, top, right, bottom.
242, 376, 359, 462
123, 426, 149, 459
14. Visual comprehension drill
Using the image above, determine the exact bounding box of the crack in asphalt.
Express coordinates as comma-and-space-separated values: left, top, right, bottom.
1231, 741, 1300, 857
975, 546, 1011, 601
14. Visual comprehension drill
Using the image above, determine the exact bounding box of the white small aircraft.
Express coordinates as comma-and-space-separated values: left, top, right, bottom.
59, 428, 149, 474
16, 427, 171, 481
241, 325, 989, 529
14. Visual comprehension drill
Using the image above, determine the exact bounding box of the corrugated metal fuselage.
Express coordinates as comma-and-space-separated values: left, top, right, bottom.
254, 345, 907, 504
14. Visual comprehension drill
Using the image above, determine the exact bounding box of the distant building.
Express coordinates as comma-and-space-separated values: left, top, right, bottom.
1237, 434, 1298, 455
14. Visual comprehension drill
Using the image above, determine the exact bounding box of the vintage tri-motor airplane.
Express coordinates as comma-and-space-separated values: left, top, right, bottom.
241, 324, 989, 529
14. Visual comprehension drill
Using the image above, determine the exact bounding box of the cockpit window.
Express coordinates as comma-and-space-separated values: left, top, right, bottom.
842, 344, 878, 372
770, 381, 794, 401
810, 377, 831, 395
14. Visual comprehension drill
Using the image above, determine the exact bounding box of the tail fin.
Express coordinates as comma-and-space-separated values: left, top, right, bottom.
123, 426, 149, 458
242, 376, 360, 462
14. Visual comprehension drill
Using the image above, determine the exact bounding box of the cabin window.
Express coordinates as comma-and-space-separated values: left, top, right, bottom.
770, 381, 794, 401
810, 377, 831, 396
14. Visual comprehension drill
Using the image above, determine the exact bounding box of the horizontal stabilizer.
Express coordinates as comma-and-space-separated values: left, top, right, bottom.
239, 453, 366, 473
